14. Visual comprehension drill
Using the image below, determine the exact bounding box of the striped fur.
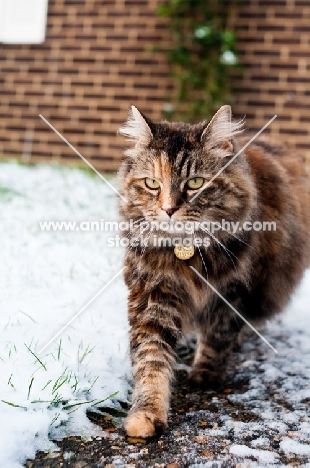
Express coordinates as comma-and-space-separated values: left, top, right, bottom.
117, 106, 310, 437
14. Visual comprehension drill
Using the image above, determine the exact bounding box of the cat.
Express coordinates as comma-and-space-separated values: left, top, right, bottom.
117, 105, 310, 438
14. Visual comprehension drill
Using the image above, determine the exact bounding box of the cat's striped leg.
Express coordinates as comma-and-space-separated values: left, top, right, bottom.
125, 288, 182, 438
189, 307, 244, 388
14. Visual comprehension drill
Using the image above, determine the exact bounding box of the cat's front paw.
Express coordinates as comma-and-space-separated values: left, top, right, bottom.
125, 411, 166, 438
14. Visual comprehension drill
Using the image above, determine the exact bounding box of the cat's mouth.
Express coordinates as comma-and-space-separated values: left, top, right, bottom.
138, 219, 200, 236
127, 220, 211, 248
127, 226, 211, 252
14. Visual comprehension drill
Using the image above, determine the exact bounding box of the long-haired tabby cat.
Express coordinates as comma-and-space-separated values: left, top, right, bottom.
117, 105, 310, 438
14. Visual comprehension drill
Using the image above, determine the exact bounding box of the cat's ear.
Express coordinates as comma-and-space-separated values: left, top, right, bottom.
201, 105, 243, 156
118, 105, 153, 152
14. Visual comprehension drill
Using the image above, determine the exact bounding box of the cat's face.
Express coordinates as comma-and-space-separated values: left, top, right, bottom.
118, 105, 255, 234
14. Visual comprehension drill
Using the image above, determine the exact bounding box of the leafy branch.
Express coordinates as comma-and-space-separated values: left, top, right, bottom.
157, 0, 240, 121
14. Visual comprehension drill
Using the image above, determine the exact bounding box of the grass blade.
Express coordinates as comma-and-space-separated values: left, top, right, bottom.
25, 344, 47, 371
27, 376, 34, 399
1, 400, 27, 409
92, 391, 119, 406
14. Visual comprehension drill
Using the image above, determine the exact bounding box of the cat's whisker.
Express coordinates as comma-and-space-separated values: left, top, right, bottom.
124, 220, 152, 275
199, 224, 238, 269
194, 233, 208, 280
139, 227, 154, 267
123, 241, 138, 263
125, 223, 143, 240
125, 217, 146, 236
123, 224, 147, 263
132, 217, 146, 225
124, 217, 149, 244
201, 215, 255, 251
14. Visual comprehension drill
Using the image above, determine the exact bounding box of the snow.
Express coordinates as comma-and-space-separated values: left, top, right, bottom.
280, 438, 310, 456
1, 161, 310, 467
230, 444, 279, 463
0, 162, 131, 467
250, 437, 270, 448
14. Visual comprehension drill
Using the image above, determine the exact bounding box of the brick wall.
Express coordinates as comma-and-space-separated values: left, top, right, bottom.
0, 0, 310, 170
0, 0, 173, 171
231, 0, 310, 162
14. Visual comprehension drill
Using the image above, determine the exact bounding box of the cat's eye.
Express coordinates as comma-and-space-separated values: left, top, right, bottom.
186, 177, 204, 190
145, 178, 160, 190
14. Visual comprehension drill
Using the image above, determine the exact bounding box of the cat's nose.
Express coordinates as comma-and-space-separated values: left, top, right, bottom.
162, 207, 178, 217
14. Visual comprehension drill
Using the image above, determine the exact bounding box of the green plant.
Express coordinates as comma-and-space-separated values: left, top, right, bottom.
157, 0, 240, 122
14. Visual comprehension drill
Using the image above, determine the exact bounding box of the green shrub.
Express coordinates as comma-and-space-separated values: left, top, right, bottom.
157, 0, 240, 122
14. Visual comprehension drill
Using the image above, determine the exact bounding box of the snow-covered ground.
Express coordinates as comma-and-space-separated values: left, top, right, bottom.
0, 162, 131, 467
1, 161, 310, 468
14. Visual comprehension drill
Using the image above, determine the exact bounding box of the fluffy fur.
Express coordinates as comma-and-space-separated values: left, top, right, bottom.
117, 105, 310, 437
